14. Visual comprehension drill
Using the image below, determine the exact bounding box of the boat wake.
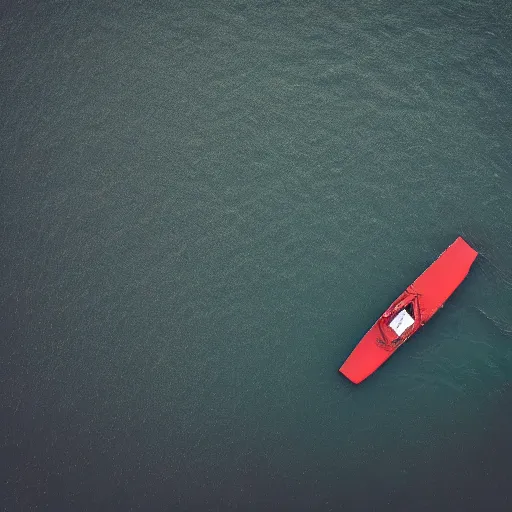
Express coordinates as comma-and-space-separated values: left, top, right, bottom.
474, 307, 512, 338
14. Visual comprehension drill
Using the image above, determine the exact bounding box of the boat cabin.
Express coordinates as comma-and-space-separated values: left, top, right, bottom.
378, 292, 420, 347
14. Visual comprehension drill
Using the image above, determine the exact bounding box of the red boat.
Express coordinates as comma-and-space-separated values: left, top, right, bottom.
339, 237, 478, 384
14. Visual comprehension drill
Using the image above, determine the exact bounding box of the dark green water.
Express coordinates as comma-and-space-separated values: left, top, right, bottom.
1, 1, 511, 510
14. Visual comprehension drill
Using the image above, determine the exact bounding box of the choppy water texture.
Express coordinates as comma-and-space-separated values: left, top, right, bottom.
1, 1, 512, 510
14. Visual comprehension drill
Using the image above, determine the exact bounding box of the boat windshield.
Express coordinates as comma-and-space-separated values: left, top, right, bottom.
389, 309, 415, 336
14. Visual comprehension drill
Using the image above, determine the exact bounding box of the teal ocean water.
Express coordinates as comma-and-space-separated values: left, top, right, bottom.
1, 1, 511, 510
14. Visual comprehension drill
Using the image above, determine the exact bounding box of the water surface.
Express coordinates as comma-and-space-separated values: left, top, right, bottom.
1, 1, 511, 510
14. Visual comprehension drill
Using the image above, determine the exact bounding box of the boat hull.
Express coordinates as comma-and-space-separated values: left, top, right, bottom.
339, 237, 478, 384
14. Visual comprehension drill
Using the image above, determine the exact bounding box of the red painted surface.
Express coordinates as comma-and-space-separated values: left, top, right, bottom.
339, 237, 478, 384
